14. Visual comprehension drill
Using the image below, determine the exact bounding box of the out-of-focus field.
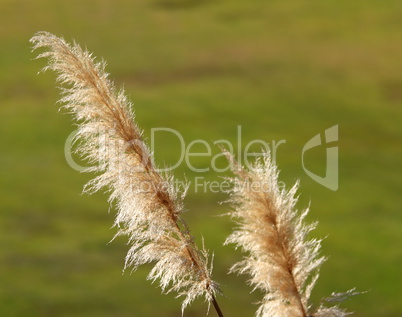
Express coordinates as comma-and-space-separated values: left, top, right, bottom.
1, 1, 401, 316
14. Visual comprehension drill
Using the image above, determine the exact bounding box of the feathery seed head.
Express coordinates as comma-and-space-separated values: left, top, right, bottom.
30, 31, 220, 312
224, 150, 355, 317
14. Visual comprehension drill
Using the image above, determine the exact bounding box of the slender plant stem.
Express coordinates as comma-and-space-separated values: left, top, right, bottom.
211, 294, 224, 317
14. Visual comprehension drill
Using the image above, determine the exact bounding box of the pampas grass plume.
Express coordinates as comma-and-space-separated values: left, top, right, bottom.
224, 151, 357, 317
30, 31, 221, 314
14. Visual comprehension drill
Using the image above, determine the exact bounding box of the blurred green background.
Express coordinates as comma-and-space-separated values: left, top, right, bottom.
1, 0, 401, 316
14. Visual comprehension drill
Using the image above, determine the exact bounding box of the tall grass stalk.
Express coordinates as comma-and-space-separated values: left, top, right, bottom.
30, 31, 222, 316
224, 150, 357, 317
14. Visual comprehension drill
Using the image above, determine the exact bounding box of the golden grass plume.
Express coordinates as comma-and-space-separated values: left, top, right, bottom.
30, 31, 221, 313
224, 151, 357, 317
